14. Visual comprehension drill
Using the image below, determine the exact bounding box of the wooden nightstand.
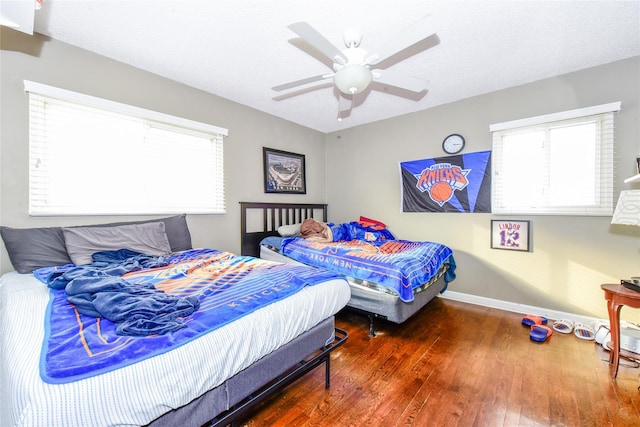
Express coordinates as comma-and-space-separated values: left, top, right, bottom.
601, 283, 640, 379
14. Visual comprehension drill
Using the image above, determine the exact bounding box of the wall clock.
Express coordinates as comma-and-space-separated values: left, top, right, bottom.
442, 134, 465, 154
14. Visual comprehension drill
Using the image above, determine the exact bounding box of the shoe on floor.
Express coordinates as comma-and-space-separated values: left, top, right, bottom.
595, 324, 610, 346
552, 319, 574, 334
574, 323, 595, 341
530, 325, 553, 342
522, 314, 548, 327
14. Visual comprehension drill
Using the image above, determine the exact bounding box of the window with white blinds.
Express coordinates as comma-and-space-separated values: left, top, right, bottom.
25, 81, 228, 216
490, 102, 620, 215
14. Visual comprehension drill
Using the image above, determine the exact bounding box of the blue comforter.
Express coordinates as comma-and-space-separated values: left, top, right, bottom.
282, 238, 455, 302
39, 249, 342, 384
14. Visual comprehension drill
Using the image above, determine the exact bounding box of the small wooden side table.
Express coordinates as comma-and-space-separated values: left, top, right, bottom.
601, 283, 640, 379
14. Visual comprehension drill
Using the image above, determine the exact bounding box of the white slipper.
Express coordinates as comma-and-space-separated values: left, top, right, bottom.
574, 322, 595, 341
595, 324, 611, 346
552, 319, 574, 334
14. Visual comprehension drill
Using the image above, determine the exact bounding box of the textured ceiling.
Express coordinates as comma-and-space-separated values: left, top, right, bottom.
32, 0, 640, 133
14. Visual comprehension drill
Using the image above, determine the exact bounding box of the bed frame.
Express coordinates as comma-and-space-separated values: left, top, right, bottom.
149, 318, 347, 426
240, 201, 449, 337
240, 201, 327, 258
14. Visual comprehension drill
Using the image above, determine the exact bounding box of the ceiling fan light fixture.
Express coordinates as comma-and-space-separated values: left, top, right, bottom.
334, 64, 372, 94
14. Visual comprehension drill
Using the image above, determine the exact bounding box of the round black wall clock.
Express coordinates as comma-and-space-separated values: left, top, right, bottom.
442, 134, 465, 154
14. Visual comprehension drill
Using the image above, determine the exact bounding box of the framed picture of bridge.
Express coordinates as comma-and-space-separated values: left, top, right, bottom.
263, 147, 306, 194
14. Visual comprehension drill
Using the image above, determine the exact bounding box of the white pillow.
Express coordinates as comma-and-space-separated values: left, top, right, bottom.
62, 222, 171, 265
277, 223, 302, 237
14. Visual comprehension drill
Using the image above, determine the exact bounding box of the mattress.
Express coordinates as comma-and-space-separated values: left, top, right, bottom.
0, 270, 350, 427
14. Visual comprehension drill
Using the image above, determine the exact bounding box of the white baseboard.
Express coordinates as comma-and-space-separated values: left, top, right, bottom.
438, 290, 605, 326
438, 291, 640, 352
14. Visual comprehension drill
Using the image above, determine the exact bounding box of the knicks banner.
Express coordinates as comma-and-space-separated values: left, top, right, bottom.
400, 150, 491, 213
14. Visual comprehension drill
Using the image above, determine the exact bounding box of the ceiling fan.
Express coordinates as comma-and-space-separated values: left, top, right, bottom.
272, 15, 439, 119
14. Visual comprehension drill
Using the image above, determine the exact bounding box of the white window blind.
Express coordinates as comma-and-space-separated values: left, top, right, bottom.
25, 81, 227, 216
490, 102, 620, 216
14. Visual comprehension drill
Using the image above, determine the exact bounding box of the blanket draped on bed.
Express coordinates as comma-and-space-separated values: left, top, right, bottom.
281, 238, 455, 302
40, 248, 341, 384
44, 249, 199, 336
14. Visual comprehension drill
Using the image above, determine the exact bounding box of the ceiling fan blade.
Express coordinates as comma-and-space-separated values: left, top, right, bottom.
272, 73, 334, 92
366, 14, 438, 65
372, 69, 429, 93
288, 22, 348, 65
272, 82, 335, 101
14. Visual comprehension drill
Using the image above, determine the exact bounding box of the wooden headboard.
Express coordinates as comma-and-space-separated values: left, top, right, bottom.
239, 202, 327, 257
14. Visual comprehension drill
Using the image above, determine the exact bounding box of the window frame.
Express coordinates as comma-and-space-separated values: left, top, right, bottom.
490, 102, 620, 216
25, 80, 228, 216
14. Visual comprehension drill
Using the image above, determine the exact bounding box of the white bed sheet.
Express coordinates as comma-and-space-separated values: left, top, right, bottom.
0, 270, 350, 427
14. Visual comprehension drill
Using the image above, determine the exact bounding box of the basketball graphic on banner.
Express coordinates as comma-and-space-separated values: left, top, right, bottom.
430, 181, 453, 204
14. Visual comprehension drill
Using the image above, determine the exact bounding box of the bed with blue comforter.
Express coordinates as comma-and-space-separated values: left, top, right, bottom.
0, 215, 351, 427
240, 202, 456, 335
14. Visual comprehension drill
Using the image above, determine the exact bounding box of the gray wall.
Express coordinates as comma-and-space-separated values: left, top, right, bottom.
325, 56, 640, 322
2, 27, 639, 322
0, 28, 326, 273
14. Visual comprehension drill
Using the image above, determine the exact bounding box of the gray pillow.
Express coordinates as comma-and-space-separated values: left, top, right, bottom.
1, 215, 191, 273
0, 226, 72, 273
62, 222, 172, 266
94, 214, 192, 252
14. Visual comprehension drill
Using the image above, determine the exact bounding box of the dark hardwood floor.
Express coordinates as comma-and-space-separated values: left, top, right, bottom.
242, 297, 640, 426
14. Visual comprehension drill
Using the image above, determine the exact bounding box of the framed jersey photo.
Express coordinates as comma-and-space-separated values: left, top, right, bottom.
491, 220, 531, 252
